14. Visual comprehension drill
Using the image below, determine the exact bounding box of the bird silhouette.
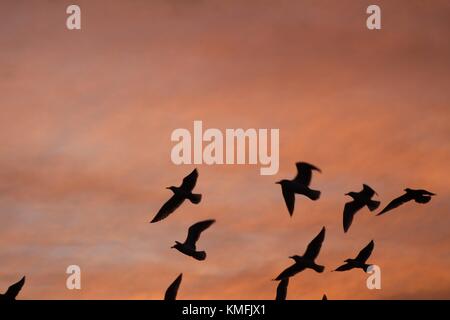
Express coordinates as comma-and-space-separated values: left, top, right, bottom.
164, 273, 182, 300
150, 169, 202, 223
274, 227, 326, 280
172, 219, 215, 261
377, 188, 435, 216
275, 278, 289, 300
322, 294, 328, 300
0, 276, 25, 301
276, 162, 321, 216
334, 240, 374, 272
343, 184, 380, 232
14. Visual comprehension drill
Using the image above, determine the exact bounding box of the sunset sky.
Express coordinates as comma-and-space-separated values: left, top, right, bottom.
0, 0, 449, 299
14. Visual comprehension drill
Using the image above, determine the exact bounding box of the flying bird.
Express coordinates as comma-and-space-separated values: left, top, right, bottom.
0, 276, 25, 301
274, 227, 326, 280
334, 240, 375, 272
172, 219, 215, 261
275, 278, 289, 300
150, 169, 202, 223
377, 188, 435, 216
164, 273, 183, 300
276, 162, 321, 216
343, 184, 380, 232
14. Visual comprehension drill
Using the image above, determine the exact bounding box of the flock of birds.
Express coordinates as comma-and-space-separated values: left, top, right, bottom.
1, 162, 435, 300
154, 163, 435, 300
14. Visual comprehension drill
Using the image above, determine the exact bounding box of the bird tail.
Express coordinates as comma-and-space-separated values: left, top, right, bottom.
187, 193, 202, 204
193, 251, 206, 261
305, 189, 321, 201
367, 200, 380, 211
311, 264, 325, 273
363, 264, 372, 272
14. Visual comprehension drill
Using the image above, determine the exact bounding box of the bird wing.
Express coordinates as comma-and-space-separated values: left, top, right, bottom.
150, 194, 185, 223
343, 201, 361, 233
303, 227, 326, 260
377, 193, 413, 216
3, 276, 25, 300
355, 240, 374, 263
275, 278, 289, 301
185, 219, 215, 248
274, 263, 305, 280
362, 184, 377, 198
180, 169, 199, 192
281, 184, 295, 216
164, 273, 183, 300
293, 162, 321, 186
417, 189, 435, 196
334, 263, 354, 272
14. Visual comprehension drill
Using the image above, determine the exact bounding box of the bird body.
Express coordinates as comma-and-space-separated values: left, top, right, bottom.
151, 169, 202, 223
172, 241, 207, 261
274, 227, 326, 280
172, 219, 215, 261
334, 240, 374, 272
168, 186, 202, 204
277, 162, 322, 216
378, 188, 435, 216
343, 184, 380, 232
289, 255, 325, 272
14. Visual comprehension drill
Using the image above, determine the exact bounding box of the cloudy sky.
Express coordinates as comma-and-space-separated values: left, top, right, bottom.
0, 0, 449, 299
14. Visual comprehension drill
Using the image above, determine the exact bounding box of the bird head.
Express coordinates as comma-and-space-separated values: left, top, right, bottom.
275, 180, 287, 185
404, 188, 412, 192
344, 259, 352, 263
345, 192, 359, 200
171, 241, 182, 249
166, 186, 177, 192
345, 192, 356, 197
289, 255, 302, 263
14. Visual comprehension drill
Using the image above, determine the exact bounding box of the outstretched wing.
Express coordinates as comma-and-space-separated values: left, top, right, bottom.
185, 219, 216, 248
281, 184, 295, 216
334, 263, 354, 272
303, 227, 326, 260
343, 201, 361, 233
3, 276, 25, 300
164, 273, 183, 300
355, 240, 374, 263
180, 169, 199, 192
150, 195, 185, 223
377, 193, 412, 216
275, 278, 289, 301
274, 263, 305, 281
294, 162, 321, 186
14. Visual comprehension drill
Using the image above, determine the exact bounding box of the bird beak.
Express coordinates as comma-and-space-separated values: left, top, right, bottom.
344, 192, 350, 196
166, 187, 171, 189
275, 181, 281, 184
